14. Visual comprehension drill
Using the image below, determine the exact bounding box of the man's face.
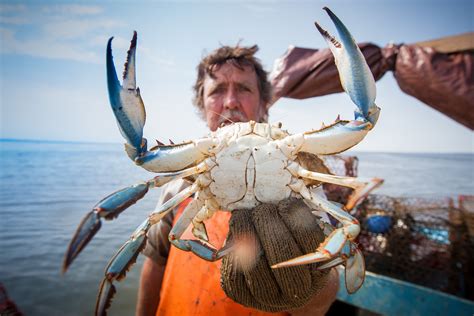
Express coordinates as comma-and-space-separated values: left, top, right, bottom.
202, 63, 266, 131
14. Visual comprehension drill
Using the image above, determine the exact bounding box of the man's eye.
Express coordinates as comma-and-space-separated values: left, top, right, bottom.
238, 85, 251, 92
210, 86, 225, 95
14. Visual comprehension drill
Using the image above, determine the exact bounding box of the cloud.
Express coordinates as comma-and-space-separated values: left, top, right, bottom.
0, 15, 30, 25
243, 3, 276, 16
0, 26, 14, 39
0, 26, 101, 63
0, 4, 27, 14
139, 46, 176, 67
0, 3, 174, 67
43, 18, 122, 40
41, 4, 103, 15
0, 4, 119, 63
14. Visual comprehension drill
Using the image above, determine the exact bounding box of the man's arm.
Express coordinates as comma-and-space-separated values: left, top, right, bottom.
136, 180, 188, 316
136, 257, 166, 316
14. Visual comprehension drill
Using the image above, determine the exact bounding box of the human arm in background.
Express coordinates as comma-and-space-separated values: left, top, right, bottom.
135, 180, 187, 316
289, 268, 339, 316
136, 258, 165, 316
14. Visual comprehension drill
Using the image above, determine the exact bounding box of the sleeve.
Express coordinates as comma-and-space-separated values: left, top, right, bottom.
142, 180, 188, 265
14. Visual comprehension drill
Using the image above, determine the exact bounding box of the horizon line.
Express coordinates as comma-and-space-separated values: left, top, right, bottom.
1, 138, 472, 155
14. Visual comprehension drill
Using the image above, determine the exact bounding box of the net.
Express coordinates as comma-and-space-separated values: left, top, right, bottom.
353, 194, 473, 300
323, 155, 473, 300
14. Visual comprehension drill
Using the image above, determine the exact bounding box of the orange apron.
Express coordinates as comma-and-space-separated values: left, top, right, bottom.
156, 198, 289, 316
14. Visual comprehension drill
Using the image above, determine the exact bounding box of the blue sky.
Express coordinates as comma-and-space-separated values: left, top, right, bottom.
1, 0, 473, 152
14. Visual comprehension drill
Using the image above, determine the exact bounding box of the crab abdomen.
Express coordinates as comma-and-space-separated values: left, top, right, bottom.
253, 141, 292, 204
209, 126, 292, 210
209, 136, 254, 208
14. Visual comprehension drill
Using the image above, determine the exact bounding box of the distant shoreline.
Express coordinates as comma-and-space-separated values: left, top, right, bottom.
1, 138, 472, 155
0, 138, 118, 145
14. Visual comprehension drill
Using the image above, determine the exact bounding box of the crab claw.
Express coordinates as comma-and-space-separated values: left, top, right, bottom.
62, 183, 150, 273
107, 31, 147, 160
62, 210, 101, 274
344, 245, 366, 294
315, 241, 366, 294
315, 7, 379, 126
95, 221, 148, 316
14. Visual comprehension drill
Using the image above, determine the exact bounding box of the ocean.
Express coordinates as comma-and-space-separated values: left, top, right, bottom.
1, 140, 473, 315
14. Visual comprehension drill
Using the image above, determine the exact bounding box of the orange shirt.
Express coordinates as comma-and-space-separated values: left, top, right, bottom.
156, 198, 289, 316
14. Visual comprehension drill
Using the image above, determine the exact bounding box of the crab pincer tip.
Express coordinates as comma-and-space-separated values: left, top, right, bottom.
322, 7, 335, 15
131, 31, 137, 48
322, 7, 340, 23
61, 260, 70, 275
106, 37, 115, 54
61, 211, 102, 275
314, 21, 325, 34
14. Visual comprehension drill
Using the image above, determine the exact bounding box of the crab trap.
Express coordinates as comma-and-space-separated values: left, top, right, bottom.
355, 194, 473, 300
321, 155, 474, 315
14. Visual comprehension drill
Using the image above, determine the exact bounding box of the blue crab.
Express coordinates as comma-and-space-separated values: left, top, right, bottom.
63, 7, 382, 315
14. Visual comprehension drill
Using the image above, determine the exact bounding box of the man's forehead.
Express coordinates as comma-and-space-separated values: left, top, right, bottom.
206, 63, 257, 82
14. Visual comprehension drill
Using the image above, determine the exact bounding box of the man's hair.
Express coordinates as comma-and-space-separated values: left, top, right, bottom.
193, 45, 271, 114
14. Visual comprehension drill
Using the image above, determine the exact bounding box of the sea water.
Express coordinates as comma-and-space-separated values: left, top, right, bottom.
0, 140, 473, 315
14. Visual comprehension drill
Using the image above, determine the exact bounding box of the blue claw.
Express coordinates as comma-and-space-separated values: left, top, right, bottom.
96, 231, 147, 316
62, 183, 150, 273
93, 183, 150, 219
107, 31, 147, 159
104, 232, 147, 281
62, 210, 101, 273
170, 239, 217, 261
170, 238, 231, 262
315, 7, 379, 126
96, 279, 116, 316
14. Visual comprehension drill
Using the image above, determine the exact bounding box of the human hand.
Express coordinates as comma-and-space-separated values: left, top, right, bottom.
220, 198, 337, 313
289, 268, 339, 316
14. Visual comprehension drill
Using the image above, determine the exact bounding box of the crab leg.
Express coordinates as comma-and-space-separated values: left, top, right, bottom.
316, 240, 351, 270
107, 32, 216, 172
316, 241, 366, 294
278, 8, 380, 157
273, 179, 360, 268
135, 138, 217, 173
169, 191, 232, 261
62, 161, 209, 273
95, 183, 199, 316
286, 161, 383, 210
170, 191, 216, 243
170, 196, 205, 240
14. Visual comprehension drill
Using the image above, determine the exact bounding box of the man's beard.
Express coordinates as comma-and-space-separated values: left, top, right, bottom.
217, 110, 248, 127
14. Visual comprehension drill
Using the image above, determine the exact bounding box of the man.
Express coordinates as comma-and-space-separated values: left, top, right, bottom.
136, 44, 339, 316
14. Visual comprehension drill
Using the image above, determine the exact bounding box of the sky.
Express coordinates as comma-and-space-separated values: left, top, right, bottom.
0, 0, 473, 153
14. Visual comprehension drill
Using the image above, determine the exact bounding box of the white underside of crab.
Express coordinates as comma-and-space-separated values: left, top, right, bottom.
194, 120, 375, 211
209, 122, 292, 210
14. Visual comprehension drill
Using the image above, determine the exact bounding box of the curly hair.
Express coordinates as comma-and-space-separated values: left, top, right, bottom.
193, 45, 271, 116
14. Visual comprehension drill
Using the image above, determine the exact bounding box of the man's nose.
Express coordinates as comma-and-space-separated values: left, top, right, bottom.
223, 89, 239, 110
